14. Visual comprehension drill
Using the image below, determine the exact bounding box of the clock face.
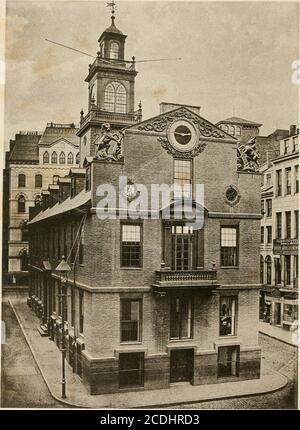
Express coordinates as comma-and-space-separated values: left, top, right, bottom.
174, 125, 192, 145
167, 119, 198, 152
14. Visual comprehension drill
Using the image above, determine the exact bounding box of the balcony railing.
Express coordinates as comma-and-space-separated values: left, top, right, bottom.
153, 269, 218, 290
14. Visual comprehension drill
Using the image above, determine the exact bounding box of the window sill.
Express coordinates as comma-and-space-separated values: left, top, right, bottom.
120, 267, 143, 270
220, 266, 239, 269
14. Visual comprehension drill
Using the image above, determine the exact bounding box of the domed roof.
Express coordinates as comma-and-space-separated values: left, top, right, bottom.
103, 20, 123, 35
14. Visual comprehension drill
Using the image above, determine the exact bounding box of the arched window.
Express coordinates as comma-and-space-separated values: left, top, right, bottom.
76, 153, 80, 164
236, 126, 241, 137
59, 152, 66, 164
51, 151, 57, 164
260, 255, 264, 284
43, 151, 49, 164
18, 174, 26, 187
35, 174, 42, 188
223, 125, 229, 133
110, 41, 119, 59
53, 175, 59, 185
18, 195, 26, 213
229, 125, 235, 136
67, 152, 74, 164
104, 82, 127, 113
265, 256, 272, 285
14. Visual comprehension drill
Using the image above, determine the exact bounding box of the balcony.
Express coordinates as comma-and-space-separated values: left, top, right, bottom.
273, 238, 298, 255
152, 269, 218, 292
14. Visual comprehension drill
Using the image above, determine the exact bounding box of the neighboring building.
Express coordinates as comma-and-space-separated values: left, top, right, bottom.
3, 123, 80, 285
27, 14, 262, 395
216, 117, 289, 165
260, 125, 299, 330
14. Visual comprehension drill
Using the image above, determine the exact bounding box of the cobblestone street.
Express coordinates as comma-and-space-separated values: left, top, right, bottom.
1, 300, 298, 409
1, 301, 65, 408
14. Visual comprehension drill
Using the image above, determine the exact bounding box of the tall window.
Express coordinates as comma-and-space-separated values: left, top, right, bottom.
18, 174, 26, 187
293, 137, 298, 152
59, 152, 66, 164
295, 210, 299, 239
110, 41, 119, 59
174, 159, 192, 198
35, 174, 42, 188
220, 227, 238, 267
121, 224, 142, 267
218, 346, 239, 378
76, 153, 80, 164
261, 200, 264, 215
260, 227, 264, 244
266, 173, 271, 185
285, 255, 291, 286
67, 152, 74, 164
51, 151, 57, 164
260, 256, 264, 284
265, 256, 272, 285
276, 213, 282, 239
18, 196, 26, 213
104, 82, 127, 113
285, 168, 291, 195
276, 170, 282, 196
170, 297, 193, 340
235, 126, 241, 137
286, 211, 291, 238
79, 290, 84, 333
120, 299, 142, 342
284, 140, 289, 154
219, 296, 237, 336
119, 353, 144, 388
43, 151, 49, 164
295, 165, 299, 194
171, 225, 194, 270
267, 226, 272, 244
266, 199, 272, 217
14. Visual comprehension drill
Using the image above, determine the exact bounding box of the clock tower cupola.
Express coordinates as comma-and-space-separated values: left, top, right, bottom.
77, 1, 142, 163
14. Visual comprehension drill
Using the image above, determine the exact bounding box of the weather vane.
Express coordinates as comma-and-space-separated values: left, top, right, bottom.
107, 0, 117, 20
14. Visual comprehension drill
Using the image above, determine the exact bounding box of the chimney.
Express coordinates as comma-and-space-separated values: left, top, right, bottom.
48, 184, 59, 207
58, 177, 71, 202
289, 124, 296, 137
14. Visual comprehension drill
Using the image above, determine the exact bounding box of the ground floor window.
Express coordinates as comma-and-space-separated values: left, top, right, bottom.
119, 352, 144, 388
283, 304, 298, 323
217, 346, 239, 378
219, 296, 237, 336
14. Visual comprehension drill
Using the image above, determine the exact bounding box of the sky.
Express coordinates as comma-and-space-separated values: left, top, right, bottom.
4, 0, 299, 148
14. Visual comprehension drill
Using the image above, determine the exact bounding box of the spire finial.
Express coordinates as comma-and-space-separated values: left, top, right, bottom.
107, 1, 117, 25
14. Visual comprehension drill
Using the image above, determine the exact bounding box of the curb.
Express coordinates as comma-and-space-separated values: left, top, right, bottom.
9, 301, 289, 409
9, 300, 87, 409
259, 330, 297, 348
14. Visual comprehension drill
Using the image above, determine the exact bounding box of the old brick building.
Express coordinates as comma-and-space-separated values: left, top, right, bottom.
3, 123, 80, 285
28, 14, 262, 394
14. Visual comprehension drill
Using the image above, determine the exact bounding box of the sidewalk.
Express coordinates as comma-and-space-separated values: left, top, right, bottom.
259, 321, 297, 347
9, 299, 288, 409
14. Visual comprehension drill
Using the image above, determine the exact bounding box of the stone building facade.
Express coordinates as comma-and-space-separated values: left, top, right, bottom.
3, 123, 79, 285
27, 15, 262, 395
260, 126, 299, 329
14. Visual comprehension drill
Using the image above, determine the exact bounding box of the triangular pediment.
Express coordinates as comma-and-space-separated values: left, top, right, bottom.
129, 107, 237, 141
39, 137, 79, 148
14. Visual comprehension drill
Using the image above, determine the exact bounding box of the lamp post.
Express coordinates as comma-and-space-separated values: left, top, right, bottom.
55, 255, 71, 399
